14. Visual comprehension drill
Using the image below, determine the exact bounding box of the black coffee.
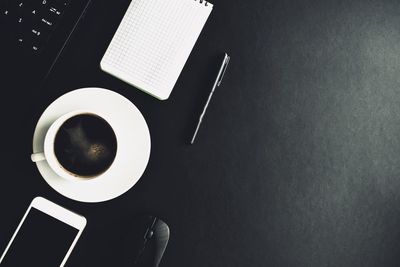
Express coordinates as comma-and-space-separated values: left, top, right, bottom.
54, 114, 117, 177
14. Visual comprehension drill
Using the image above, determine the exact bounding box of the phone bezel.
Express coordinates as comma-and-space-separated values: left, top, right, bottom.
0, 197, 86, 267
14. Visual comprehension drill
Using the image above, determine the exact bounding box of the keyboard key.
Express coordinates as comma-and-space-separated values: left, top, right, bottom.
48, 5, 64, 16
40, 17, 53, 26
31, 27, 41, 36
32, 44, 41, 52
31, 9, 39, 16
0, 8, 13, 29
1, 7, 12, 19
1, 0, 71, 54
16, 31, 28, 46
17, 2, 24, 9
40, 0, 49, 8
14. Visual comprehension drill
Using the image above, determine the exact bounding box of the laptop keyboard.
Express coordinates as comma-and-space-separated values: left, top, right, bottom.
0, 0, 70, 54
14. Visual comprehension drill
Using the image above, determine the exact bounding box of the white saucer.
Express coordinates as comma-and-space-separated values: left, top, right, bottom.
32, 88, 151, 203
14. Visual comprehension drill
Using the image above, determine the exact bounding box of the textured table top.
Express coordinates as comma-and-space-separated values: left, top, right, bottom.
1, 0, 400, 266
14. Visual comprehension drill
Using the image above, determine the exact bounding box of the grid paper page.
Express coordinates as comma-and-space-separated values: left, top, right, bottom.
101, 0, 213, 100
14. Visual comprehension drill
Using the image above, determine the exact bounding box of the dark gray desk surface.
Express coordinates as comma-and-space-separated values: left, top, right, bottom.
2, 0, 400, 266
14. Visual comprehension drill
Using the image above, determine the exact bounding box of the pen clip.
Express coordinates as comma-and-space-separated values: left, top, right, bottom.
217, 54, 230, 87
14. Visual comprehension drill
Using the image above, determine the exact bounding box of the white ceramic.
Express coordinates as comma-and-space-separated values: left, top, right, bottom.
31, 109, 118, 181
32, 88, 151, 203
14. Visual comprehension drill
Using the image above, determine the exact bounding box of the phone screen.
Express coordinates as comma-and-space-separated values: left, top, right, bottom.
1, 207, 79, 266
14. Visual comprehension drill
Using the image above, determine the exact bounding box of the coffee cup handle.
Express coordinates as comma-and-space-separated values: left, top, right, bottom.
31, 153, 46, 162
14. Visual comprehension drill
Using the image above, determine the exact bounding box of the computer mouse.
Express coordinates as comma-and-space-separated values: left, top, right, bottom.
120, 215, 170, 267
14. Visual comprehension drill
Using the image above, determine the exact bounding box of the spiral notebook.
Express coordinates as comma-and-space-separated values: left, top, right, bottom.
100, 0, 213, 100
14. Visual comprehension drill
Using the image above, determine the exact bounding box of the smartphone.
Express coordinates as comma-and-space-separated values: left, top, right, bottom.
0, 197, 86, 267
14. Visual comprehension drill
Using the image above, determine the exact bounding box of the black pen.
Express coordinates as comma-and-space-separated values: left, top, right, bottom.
191, 53, 230, 144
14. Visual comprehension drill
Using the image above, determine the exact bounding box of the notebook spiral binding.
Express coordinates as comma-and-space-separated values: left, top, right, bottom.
195, 0, 209, 6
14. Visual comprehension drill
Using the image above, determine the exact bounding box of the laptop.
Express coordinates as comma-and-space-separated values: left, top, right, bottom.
0, 0, 92, 160
0, 0, 92, 84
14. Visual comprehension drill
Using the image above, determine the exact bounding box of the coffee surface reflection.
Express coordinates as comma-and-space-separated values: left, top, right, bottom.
54, 114, 117, 178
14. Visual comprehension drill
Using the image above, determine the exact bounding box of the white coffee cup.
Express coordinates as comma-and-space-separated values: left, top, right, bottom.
31, 109, 118, 181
